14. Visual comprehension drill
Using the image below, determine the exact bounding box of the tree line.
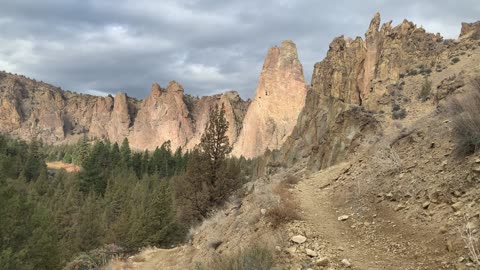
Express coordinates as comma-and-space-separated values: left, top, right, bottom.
0, 104, 253, 269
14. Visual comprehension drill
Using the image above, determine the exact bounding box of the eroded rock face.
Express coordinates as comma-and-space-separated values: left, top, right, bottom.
0, 71, 249, 152
460, 21, 480, 40
268, 13, 470, 171
232, 40, 307, 158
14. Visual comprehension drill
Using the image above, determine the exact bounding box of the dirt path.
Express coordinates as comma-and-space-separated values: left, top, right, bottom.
294, 162, 450, 270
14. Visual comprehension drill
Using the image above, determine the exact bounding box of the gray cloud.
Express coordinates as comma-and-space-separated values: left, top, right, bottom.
0, 0, 478, 99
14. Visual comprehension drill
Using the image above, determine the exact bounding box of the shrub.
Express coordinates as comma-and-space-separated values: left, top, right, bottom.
195, 244, 275, 270
265, 200, 300, 229
407, 69, 418, 76
419, 78, 432, 102
450, 80, 480, 156
392, 109, 407, 119
282, 175, 300, 187
451, 57, 460, 64
265, 183, 301, 228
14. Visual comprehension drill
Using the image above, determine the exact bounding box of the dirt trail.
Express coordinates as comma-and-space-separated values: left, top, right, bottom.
294, 162, 450, 270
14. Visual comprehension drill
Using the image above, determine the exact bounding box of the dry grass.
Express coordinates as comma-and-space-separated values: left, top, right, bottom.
450, 78, 480, 156
194, 244, 275, 270
46, 161, 81, 173
459, 219, 480, 266
265, 181, 301, 228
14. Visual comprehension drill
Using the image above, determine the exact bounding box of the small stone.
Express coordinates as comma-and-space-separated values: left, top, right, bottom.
291, 235, 307, 244
475, 158, 480, 163
341, 258, 352, 267
338, 215, 349, 221
260, 209, 267, 215
316, 257, 330, 266
422, 201, 431, 209
395, 204, 405, 211
275, 246, 281, 252
451, 201, 464, 211
286, 246, 297, 255
472, 165, 480, 173
305, 248, 318, 257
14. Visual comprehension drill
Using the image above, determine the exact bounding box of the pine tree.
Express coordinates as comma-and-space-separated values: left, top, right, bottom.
120, 138, 132, 168
199, 103, 234, 204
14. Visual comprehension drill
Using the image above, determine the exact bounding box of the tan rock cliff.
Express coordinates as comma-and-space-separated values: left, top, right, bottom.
232, 40, 307, 158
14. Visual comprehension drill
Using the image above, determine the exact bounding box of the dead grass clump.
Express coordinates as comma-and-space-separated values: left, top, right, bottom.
265, 182, 301, 228
459, 219, 480, 266
282, 175, 300, 187
195, 244, 275, 270
265, 200, 301, 229
450, 78, 480, 156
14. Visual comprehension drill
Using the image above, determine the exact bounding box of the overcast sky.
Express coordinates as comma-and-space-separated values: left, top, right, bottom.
0, 0, 479, 99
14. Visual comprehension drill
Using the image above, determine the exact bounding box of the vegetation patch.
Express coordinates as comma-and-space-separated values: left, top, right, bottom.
419, 78, 432, 102
450, 78, 480, 155
195, 244, 275, 270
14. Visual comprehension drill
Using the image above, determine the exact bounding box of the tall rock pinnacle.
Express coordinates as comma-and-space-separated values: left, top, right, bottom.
232, 40, 307, 158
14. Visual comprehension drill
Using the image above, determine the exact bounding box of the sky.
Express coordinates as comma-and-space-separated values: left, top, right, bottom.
0, 0, 479, 99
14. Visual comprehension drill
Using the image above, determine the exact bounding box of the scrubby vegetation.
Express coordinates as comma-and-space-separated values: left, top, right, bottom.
265, 176, 301, 228
392, 104, 407, 120
419, 78, 432, 102
195, 244, 275, 270
0, 104, 252, 269
450, 78, 480, 156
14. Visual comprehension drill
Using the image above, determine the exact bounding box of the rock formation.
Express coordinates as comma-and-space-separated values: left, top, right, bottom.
0, 41, 306, 157
232, 40, 307, 158
264, 13, 480, 171
0, 71, 249, 153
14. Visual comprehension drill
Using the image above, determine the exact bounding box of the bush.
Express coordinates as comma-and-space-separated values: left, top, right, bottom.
450, 80, 480, 156
451, 57, 460, 64
407, 69, 418, 76
265, 182, 301, 228
392, 109, 407, 119
265, 200, 301, 229
195, 244, 275, 270
419, 78, 432, 102
282, 175, 300, 187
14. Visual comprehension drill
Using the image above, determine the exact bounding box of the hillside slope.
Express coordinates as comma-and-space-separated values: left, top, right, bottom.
106, 14, 480, 270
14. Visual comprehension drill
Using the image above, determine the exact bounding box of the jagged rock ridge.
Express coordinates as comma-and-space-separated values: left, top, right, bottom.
0, 40, 306, 155
266, 13, 480, 171
0, 72, 250, 151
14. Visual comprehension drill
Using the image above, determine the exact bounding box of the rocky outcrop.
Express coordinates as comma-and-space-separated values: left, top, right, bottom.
0, 71, 249, 152
267, 13, 471, 171
460, 21, 480, 40
232, 40, 307, 158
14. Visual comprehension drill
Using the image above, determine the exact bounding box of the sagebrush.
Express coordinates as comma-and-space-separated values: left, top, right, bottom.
195, 244, 275, 270
450, 78, 480, 155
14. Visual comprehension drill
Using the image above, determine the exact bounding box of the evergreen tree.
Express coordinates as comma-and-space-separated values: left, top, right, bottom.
23, 140, 46, 182
72, 136, 89, 165
120, 138, 132, 168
